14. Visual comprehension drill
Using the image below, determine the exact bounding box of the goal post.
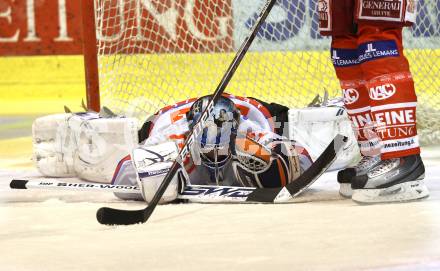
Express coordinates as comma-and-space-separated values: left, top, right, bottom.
81, 0, 100, 112
80, 0, 440, 145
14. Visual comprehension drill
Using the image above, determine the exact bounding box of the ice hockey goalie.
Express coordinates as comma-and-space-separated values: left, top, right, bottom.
32, 94, 357, 203
112, 94, 313, 203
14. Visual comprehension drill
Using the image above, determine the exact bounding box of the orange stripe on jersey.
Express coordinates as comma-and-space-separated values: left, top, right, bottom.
276, 159, 287, 187
170, 107, 191, 123
169, 134, 187, 150
235, 104, 250, 117
235, 137, 271, 164
169, 134, 186, 140
225, 94, 273, 119
147, 97, 198, 134
225, 93, 275, 131
159, 97, 198, 115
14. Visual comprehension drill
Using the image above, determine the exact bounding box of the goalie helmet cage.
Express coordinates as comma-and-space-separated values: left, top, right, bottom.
80, 0, 440, 145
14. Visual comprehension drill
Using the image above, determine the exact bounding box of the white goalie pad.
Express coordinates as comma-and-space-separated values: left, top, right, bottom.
32, 113, 76, 177
288, 104, 360, 170
74, 115, 139, 183
33, 112, 139, 183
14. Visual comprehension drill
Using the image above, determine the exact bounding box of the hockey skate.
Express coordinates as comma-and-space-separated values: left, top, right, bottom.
351, 154, 429, 204
337, 155, 381, 197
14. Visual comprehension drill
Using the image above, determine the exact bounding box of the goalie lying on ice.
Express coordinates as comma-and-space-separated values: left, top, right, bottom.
116, 95, 316, 203
32, 94, 358, 203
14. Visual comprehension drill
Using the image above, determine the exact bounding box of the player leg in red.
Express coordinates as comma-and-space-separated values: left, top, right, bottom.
319, 1, 381, 197
351, 22, 429, 203
319, 0, 429, 202
331, 34, 381, 197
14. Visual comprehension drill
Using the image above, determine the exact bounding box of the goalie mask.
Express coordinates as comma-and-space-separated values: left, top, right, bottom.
186, 95, 240, 178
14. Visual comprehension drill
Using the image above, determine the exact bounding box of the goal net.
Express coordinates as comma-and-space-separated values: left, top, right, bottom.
84, 0, 440, 145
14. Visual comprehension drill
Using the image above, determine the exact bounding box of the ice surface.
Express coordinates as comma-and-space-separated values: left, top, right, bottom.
1, 148, 440, 271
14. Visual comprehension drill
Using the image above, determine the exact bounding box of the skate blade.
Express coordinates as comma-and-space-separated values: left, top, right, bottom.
351, 181, 429, 204
339, 183, 353, 198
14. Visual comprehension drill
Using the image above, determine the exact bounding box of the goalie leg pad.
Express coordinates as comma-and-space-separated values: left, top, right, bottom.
111, 155, 144, 201
33, 113, 76, 177
73, 117, 139, 183
32, 112, 139, 183
288, 105, 360, 171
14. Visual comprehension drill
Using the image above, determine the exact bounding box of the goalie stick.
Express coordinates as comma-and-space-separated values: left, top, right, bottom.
7, 180, 257, 202
10, 135, 346, 203
95, 0, 279, 226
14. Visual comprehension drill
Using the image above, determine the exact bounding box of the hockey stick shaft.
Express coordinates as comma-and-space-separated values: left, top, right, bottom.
9, 179, 255, 202
10, 179, 141, 193
96, 0, 278, 225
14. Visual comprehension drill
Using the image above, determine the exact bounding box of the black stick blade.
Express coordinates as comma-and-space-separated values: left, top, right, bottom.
286, 134, 347, 197
96, 207, 146, 225
246, 187, 282, 202
10, 179, 28, 189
